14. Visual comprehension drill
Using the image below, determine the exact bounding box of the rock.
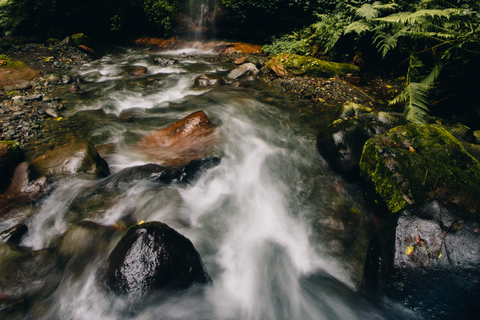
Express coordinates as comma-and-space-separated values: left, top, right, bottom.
361, 201, 480, 318
153, 58, 179, 66
317, 110, 401, 181
67, 83, 84, 94
104, 221, 211, 299
266, 54, 360, 78
226, 63, 259, 80
131, 66, 148, 76
45, 108, 58, 118
0, 224, 28, 245
71, 33, 90, 46
61, 75, 72, 84
60, 36, 73, 46
234, 57, 247, 65
0, 141, 23, 192
137, 111, 219, 167
194, 74, 220, 87
66, 158, 220, 223
3, 162, 47, 202
13, 80, 32, 91
55, 221, 120, 274
78, 45, 96, 56
45, 74, 61, 84
360, 124, 480, 216
25, 94, 43, 102
0, 245, 61, 300
31, 142, 110, 178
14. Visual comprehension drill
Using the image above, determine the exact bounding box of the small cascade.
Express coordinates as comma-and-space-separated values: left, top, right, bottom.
186, 0, 217, 42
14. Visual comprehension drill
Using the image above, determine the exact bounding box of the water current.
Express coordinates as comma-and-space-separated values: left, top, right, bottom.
1, 47, 419, 319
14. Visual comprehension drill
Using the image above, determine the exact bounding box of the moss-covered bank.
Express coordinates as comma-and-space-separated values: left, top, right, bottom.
360, 124, 480, 216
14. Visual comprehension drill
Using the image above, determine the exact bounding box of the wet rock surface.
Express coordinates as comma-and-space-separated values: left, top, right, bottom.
317, 106, 402, 181
0, 141, 23, 191
31, 142, 110, 178
137, 111, 219, 167
361, 201, 480, 319
104, 221, 211, 299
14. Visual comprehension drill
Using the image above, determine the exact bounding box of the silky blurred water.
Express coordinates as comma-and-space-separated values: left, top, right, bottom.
1, 47, 419, 319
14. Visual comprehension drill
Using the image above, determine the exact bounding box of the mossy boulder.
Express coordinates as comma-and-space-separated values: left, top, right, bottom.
317, 108, 402, 181
0, 56, 39, 90
104, 221, 211, 299
0, 141, 23, 192
31, 142, 110, 178
266, 53, 360, 78
360, 124, 480, 216
71, 33, 90, 46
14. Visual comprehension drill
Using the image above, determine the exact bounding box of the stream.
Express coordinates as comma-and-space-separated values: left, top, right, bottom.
1, 47, 419, 319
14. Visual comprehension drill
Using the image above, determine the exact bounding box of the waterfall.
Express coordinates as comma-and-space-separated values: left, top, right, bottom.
186, 0, 217, 42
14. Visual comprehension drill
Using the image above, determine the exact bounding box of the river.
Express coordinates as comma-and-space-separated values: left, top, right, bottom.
1, 46, 418, 319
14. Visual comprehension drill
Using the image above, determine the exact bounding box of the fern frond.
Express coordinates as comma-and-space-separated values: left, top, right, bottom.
374, 31, 401, 57
374, 9, 462, 25
355, 2, 399, 19
344, 20, 372, 35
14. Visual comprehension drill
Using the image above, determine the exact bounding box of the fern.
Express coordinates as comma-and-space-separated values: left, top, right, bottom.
390, 59, 443, 124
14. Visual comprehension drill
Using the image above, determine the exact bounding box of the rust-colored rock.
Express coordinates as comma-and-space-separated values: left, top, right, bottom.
4, 162, 47, 202
134, 37, 185, 50
136, 111, 219, 167
78, 45, 97, 56
234, 57, 247, 65
132, 66, 148, 76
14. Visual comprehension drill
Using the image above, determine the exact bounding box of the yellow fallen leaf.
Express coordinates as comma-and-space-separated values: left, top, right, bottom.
138, 221, 145, 225
405, 246, 415, 256
54, 117, 63, 121
386, 85, 392, 88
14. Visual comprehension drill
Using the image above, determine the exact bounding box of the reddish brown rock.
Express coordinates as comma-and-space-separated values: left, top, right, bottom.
234, 57, 247, 65
136, 111, 219, 167
78, 45, 97, 56
132, 66, 148, 76
4, 162, 47, 202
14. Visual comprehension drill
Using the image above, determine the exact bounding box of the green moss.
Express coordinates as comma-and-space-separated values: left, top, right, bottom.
0, 55, 26, 68
360, 124, 480, 217
266, 53, 360, 78
71, 33, 90, 46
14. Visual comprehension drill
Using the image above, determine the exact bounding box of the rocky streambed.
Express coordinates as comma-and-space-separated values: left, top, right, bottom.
1, 37, 480, 319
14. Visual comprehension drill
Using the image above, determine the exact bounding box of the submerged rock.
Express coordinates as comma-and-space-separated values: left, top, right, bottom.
360, 124, 480, 216
104, 221, 211, 299
0, 224, 28, 245
31, 142, 110, 178
137, 111, 219, 167
66, 157, 220, 223
3, 162, 47, 202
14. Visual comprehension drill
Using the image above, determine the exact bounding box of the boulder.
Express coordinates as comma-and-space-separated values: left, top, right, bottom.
71, 33, 90, 46
78, 45, 97, 56
66, 158, 220, 223
137, 111, 219, 167
361, 201, 480, 318
0, 245, 61, 300
194, 74, 220, 87
3, 162, 47, 202
360, 124, 480, 216
0, 141, 23, 192
31, 142, 110, 178
226, 63, 259, 80
317, 109, 401, 181
104, 221, 211, 299
266, 53, 360, 78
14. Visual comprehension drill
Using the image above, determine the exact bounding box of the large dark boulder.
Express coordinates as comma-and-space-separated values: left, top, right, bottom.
361, 201, 480, 319
104, 221, 211, 299
360, 124, 480, 216
317, 109, 400, 181
31, 142, 110, 178
0, 141, 23, 192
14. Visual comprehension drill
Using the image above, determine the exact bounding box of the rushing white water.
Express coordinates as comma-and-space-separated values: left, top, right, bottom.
2, 48, 417, 319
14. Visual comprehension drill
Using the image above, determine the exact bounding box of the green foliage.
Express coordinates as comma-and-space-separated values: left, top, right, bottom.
143, 0, 183, 36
